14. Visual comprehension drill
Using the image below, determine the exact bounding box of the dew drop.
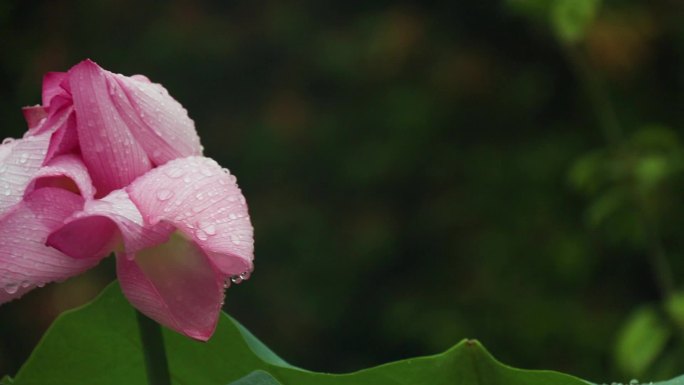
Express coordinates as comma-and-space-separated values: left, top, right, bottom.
230, 271, 250, 285
18, 153, 29, 164
4, 282, 19, 294
164, 167, 184, 179
2, 137, 14, 145
195, 229, 208, 241
156, 189, 173, 201
203, 224, 216, 235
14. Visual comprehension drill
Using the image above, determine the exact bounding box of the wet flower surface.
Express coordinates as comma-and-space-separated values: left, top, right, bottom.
0, 60, 254, 341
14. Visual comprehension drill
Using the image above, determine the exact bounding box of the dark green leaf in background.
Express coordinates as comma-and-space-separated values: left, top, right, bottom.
0, 282, 590, 385
228, 371, 283, 385
5, 282, 682, 385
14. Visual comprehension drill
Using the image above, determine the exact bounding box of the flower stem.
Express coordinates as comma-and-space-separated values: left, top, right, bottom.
136, 310, 172, 385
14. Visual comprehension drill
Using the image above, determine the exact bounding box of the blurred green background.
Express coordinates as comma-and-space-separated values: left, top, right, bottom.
2, 0, 684, 382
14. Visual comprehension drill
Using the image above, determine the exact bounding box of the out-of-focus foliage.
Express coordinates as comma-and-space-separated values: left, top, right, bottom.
551, 0, 601, 43
1, 0, 684, 383
614, 306, 671, 378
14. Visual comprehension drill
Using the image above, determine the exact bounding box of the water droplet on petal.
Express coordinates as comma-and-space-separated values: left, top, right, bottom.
2, 138, 14, 145
156, 189, 173, 201
5, 282, 19, 294
229, 271, 250, 285
164, 167, 184, 179
195, 229, 208, 241
203, 224, 216, 235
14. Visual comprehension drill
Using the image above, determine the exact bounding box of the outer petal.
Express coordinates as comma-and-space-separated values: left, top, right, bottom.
107, 70, 202, 166
68, 59, 152, 195
0, 188, 102, 303
117, 232, 223, 341
47, 189, 173, 259
0, 132, 51, 214
126, 156, 254, 277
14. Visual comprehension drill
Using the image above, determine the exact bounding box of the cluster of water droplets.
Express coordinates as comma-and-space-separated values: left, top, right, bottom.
223, 271, 251, 289
3, 279, 43, 295
600, 380, 651, 385
0, 136, 49, 199
149, 158, 252, 248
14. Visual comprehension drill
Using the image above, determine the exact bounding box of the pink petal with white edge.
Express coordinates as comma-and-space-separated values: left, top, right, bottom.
47, 189, 173, 260
107, 69, 202, 166
0, 132, 51, 214
27, 154, 96, 200
68, 59, 152, 196
0, 188, 102, 303
127, 156, 254, 277
117, 232, 223, 341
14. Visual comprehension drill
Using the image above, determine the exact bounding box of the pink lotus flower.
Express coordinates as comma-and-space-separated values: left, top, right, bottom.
0, 60, 254, 340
